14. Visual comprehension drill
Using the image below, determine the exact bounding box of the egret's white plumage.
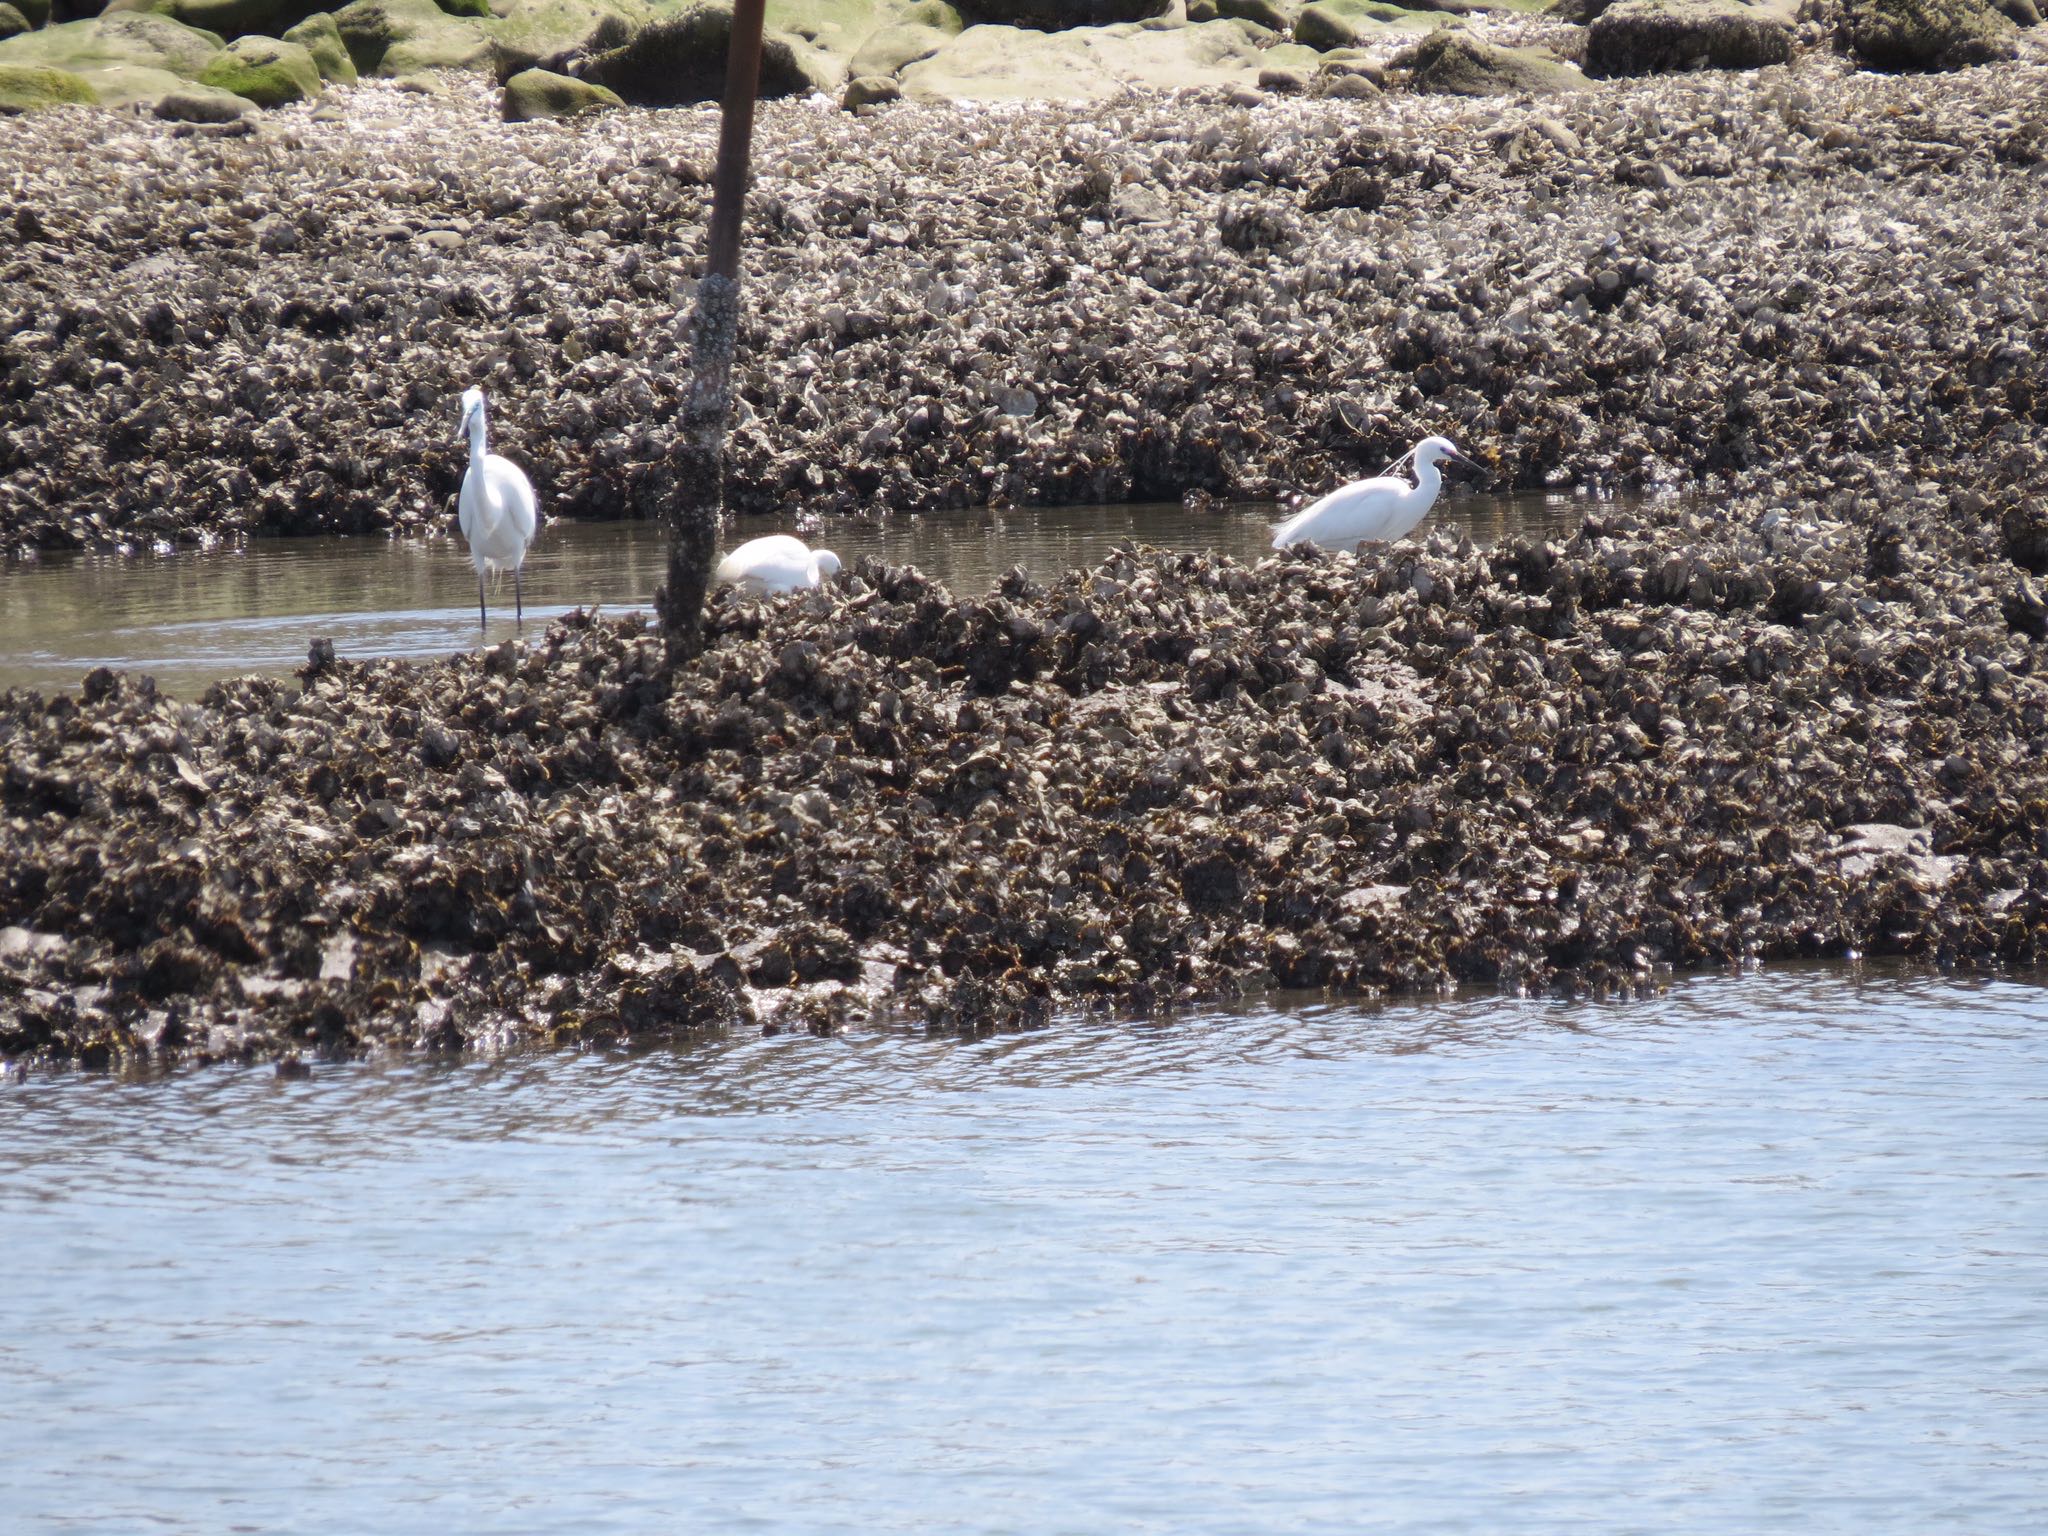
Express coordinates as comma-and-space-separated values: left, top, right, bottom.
1271, 435, 1479, 551
716, 535, 842, 595
457, 386, 538, 629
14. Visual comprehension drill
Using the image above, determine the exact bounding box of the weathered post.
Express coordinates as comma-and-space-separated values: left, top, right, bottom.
657, 0, 768, 660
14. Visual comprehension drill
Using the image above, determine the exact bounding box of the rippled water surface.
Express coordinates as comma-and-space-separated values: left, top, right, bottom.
0, 493, 1594, 697
4, 967, 2046, 1534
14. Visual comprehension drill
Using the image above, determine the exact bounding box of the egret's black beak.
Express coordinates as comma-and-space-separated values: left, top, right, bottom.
1447, 451, 1486, 480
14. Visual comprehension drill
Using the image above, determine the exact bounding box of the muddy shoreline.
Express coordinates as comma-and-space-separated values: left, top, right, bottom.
3, 53, 2047, 1066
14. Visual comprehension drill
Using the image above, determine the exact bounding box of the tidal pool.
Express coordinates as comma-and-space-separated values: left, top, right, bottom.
0, 493, 1595, 697
3, 965, 2044, 1533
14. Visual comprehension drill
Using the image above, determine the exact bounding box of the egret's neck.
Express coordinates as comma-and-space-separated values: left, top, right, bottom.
1412, 457, 1442, 498
467, 413, 488, 462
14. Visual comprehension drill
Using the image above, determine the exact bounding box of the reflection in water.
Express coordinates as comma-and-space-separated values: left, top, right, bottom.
3, 967, 2046, 1534
0, 493, 1600, 698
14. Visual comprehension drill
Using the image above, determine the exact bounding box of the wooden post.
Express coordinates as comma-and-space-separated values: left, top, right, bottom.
657, 0, 768, 659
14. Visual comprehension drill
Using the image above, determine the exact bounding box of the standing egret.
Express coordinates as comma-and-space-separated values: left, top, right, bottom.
1272, 435, 1483, 551
457, 386, 538, 630
715, 535, 842, 595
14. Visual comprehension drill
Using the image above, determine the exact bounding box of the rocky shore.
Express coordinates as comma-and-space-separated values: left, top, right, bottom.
0, 28, 2043, 548
3, 2, 2047, 1066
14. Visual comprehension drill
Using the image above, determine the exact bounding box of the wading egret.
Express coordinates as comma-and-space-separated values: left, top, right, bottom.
716, 535, 842, 595
1272, 435, 1482, 551
457, 387, 538, 629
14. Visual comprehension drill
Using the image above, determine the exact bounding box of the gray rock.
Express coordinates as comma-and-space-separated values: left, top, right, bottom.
841, 72, 901, 107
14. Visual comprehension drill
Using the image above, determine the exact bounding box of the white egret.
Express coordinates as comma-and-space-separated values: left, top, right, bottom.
715, 534, 842, 595
456, 386, 539, 629
1271, 435, 1483, 551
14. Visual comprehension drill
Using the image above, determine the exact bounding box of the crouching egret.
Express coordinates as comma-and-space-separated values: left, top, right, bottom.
457, 386, 538, 629
716, 535, 842, 595
1272, 435, 1482, 551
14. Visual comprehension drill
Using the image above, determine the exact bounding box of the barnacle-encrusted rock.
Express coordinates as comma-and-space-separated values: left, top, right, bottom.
1838, 0, 2018, 69
1584, 0, 1794, 75
501, 62, 618, 117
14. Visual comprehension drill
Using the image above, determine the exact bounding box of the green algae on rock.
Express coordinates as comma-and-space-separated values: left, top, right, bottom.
0, 5, 35, 42
199, 30, 321, 99
0, 59, 97, 107
501, 60, 619, 115
281, 8, 356, 77
1390, 28, 1588, 91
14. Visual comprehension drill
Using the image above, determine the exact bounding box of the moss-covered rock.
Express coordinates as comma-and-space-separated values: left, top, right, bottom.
574, 2, 830, 103
1227, 0, 1298, 25
483, 0, 644, 75
1294, 0, 1442, 49
11, 0, 49, 25
1839, 0, 2018, 67
0, 4, 36, 39
331, 0, 484, 70
1583, 0, 1793, 75
101, 0, 302, 40
848, 15, 951, 70
500, 61, 617, 113
151, 78, 248, 112
0, 59, 97, 106
0, 11, 223, 75
281, 9, 355, 76
198, 31, 321, 99
1392, 28, 1588, 90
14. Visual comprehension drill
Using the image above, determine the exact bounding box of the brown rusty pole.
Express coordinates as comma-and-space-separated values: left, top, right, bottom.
657, 0, 768, 659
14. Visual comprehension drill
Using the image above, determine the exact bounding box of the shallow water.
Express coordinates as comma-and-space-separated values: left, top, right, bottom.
0, 493, 1595, 698
3, 966, 2045, 1534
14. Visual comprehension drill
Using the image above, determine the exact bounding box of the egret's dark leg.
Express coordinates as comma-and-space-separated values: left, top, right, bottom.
478, 571, 488, 631
515, 568, 524, 629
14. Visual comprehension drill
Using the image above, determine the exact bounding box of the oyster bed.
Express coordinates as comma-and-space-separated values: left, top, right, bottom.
0, 53, 2044, 549
5, 469, 2047, 1064
4, 53, 2048, 1065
